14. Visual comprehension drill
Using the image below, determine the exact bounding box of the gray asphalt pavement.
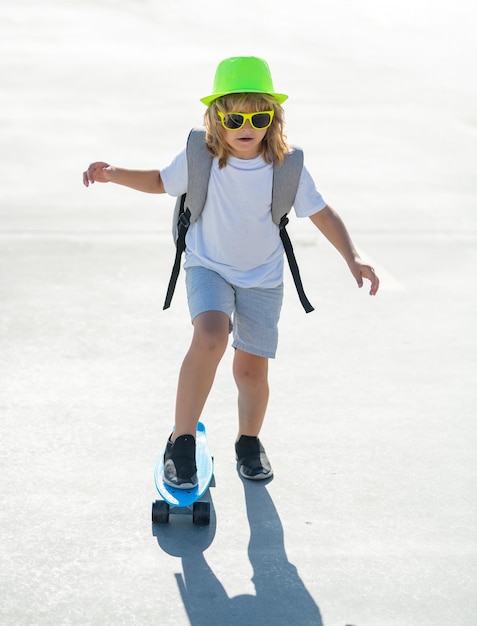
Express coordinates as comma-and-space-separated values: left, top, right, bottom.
1, 2, 476, 625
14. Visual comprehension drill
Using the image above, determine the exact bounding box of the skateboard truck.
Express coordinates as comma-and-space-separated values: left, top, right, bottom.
152, 499, 211, 525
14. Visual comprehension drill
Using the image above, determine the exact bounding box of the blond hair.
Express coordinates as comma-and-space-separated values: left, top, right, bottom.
203, 93, 289, 168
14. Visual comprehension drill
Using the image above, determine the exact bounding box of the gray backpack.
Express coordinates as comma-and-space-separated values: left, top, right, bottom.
164, 128, 314, 313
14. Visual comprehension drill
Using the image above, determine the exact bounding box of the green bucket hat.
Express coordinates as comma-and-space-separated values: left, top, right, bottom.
200, 56, 288, 106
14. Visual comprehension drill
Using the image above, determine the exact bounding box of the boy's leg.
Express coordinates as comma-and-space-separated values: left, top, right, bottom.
163, 310, 229, 489
231, 283, 282, 481
233, 348, 269, 439
173, 310, 230, 440
233, 349, 273, 480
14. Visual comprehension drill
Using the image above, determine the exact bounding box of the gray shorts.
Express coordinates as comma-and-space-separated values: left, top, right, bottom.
185, 266, 284, 359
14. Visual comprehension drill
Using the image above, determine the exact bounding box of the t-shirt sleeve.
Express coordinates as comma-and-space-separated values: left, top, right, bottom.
293, 164, 327, 218
159, 147, 188, 197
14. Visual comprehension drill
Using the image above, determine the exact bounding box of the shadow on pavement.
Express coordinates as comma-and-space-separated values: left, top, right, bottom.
154, 480, 323, 625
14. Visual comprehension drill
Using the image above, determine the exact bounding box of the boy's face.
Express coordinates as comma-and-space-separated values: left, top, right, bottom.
220, 103, 269, 159
222, 122, 268, 159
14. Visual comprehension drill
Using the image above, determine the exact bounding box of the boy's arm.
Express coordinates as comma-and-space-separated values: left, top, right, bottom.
83, 162, 165, 194
309, 205, 379, 295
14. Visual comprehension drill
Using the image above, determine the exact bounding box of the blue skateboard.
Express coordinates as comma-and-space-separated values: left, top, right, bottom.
152, 422, 214, 525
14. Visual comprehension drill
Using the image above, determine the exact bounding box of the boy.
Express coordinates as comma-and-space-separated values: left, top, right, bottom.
83, 56, 379, 488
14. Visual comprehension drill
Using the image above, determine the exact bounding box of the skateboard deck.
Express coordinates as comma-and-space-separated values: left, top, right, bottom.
152, 422, 214, 525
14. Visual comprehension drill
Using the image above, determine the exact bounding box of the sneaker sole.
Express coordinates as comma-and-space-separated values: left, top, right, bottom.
239, 465, 273, 481
163, 477, 198, 490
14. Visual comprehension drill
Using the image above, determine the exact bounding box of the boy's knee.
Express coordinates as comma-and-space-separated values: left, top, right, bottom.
234, 363, 268, 389
192, 314, 230, 354
194, 328, 228, 354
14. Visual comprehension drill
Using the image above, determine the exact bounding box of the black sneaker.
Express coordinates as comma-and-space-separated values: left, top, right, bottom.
235, 435, 273, 481
163, 434, 198, 489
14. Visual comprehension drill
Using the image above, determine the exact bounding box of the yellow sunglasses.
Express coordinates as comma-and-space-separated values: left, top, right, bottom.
218, 110, 274, 131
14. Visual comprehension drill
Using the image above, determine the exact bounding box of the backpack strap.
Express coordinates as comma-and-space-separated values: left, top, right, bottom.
273, 149, 315, 313
278, 218, 314, 313
164, 129, 213, 310
271, 148, 304, 225
183, 128, 212, 221
171, 128, 212, 242
163, 194, 189, 310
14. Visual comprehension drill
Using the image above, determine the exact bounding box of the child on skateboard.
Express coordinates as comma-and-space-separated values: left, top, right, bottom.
83, 56, 379, 488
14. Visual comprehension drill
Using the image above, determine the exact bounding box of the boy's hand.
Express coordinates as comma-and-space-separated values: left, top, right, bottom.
349, 259, 380, 296
83, 162, 113, 187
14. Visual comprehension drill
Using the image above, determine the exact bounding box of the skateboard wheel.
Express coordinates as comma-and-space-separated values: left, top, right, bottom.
192, 501, 210, 525
152, 500, 170, 524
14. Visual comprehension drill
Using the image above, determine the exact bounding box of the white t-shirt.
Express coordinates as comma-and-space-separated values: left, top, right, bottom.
160, 146, 327, 288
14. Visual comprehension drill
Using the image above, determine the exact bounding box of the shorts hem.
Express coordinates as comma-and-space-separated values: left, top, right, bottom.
232, 341, 276, 360
190, 306, 232, 324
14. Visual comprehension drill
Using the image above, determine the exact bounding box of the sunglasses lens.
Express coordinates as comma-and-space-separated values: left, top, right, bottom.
251, 113, 272, 128
224, 113, 245, 129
